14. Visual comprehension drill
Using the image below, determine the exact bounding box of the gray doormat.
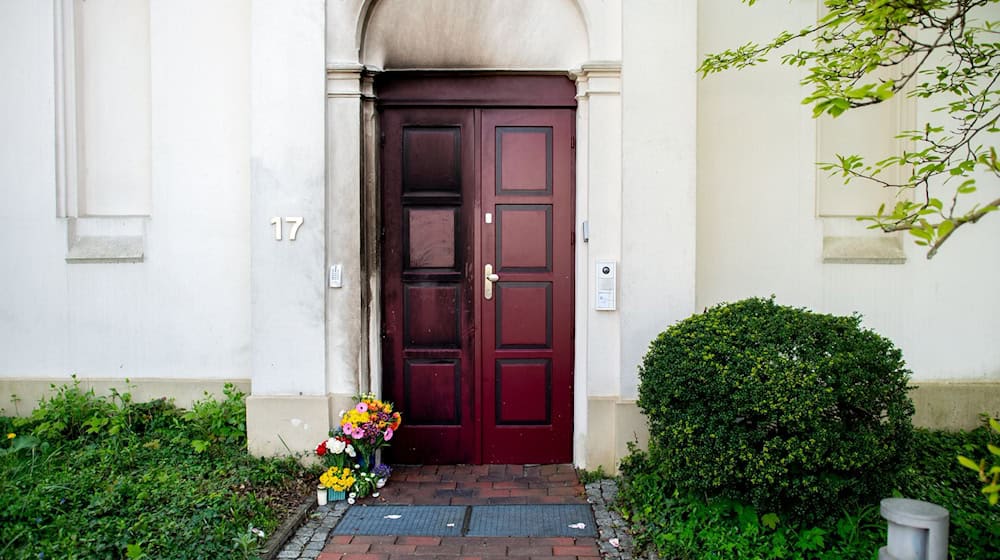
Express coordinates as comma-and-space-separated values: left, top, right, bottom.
331, 505, 466, 536
332, 504, 597, 537
466, 504, 596, 537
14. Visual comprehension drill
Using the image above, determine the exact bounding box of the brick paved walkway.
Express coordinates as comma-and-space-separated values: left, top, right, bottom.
317, 464, 601, 559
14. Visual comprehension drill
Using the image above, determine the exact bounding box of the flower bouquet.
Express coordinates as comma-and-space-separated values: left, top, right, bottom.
319, 467, 355, 501
315, 436, 358, 501
339, 393, 401, 467
315, 393, 401, 504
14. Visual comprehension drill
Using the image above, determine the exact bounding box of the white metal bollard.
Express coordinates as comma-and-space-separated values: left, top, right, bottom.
878, 498, 949, 560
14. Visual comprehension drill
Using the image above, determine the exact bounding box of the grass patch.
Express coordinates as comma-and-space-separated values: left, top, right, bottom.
616, 427, 1000, 559
0, 380, 316, 560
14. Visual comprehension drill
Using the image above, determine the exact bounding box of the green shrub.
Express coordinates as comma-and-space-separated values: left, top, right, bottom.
617, 447, 885, 559
636, 297, 914, 522
617, 429, 1000, 559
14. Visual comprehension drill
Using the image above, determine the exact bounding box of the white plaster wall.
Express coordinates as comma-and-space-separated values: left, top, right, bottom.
620, 0, 697, 399
697, 0, 1000, 382
325, 68, 364, 397
0, 0, 251, 380
249, 0, 328, 396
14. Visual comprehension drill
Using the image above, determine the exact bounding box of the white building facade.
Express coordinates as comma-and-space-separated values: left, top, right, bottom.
0, 0, 997, 470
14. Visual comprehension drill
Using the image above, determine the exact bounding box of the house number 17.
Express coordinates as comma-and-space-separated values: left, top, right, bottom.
270, 217, 304, 241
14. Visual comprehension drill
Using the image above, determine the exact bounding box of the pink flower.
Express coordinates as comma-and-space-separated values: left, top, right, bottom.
355, 402, 369, 413
384, 428, 394, 441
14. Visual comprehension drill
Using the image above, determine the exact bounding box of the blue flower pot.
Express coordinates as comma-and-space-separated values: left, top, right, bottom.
327, 489, 346, 502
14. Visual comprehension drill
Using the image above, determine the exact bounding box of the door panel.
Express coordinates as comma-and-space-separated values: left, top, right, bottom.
381, 99, 573, 465
480, 109, 574, 464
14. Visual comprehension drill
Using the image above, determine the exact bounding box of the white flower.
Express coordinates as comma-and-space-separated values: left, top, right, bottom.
345, 445, 356, 457
327, 438, 346, 454
251, 528, 265, 539
376, 478, 386, 489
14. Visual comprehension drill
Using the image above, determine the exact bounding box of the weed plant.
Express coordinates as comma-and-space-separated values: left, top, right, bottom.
0, 379, 313, 560
617, 427, 1000, 559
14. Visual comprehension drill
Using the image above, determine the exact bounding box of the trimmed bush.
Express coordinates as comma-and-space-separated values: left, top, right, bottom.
636, 297, 914, 522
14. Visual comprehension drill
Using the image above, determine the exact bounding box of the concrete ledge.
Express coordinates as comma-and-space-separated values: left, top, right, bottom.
246, 394, 334, 458
585, 397, 649, 474
910, 382, 1000, 430
823, 236, 906, 264
0, 377, 251, 417
65, 216, 147, 263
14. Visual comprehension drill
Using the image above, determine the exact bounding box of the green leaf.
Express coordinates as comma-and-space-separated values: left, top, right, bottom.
937, 220, 955, 240
761, 512, 780, 529
958, 455, 982, 472
126, 544, 143, 559
957, 179, 977, 194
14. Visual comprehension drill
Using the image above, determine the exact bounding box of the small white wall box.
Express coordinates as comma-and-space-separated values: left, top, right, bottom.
878, 498, 949, 560
329, 264, 343, 288
595, 260, 616, 311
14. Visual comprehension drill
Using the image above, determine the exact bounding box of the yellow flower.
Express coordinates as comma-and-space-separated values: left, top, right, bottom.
6, 433, 14, 439
320, 466, 357, 492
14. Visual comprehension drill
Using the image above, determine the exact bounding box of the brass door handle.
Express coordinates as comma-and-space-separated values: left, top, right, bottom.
485, 264, 499, 299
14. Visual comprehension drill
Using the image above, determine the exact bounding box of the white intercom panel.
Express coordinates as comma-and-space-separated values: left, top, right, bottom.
595, 260, 617, 311
329, 264, 343, 288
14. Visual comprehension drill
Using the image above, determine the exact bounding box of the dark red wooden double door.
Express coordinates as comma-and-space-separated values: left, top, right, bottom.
380, 76, 575, 464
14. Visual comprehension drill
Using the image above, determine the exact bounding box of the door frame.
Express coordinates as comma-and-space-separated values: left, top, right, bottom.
367, 72, 577, 463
